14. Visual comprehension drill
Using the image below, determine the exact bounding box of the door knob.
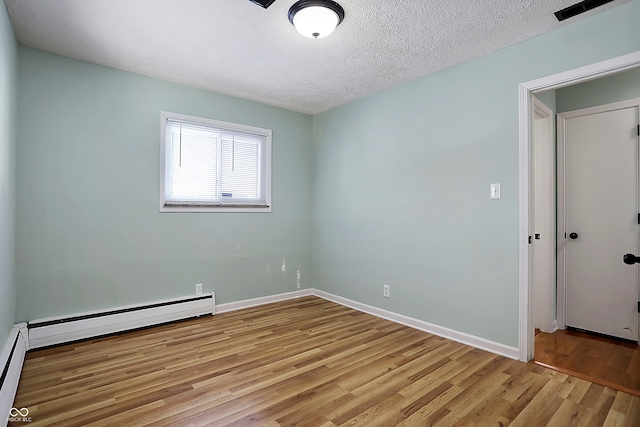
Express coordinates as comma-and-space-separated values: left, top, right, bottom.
569, 232, 579, 239
623, 253, 640, 265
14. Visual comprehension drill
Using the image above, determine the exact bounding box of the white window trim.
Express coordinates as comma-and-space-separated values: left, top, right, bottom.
159, 111, 272, 213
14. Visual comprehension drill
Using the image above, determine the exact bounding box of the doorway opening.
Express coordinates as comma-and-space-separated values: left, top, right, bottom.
519, 50, 640, 365
530, 93, 640, 395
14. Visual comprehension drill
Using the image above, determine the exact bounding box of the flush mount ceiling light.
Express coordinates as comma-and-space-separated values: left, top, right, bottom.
288, 0, 345, 39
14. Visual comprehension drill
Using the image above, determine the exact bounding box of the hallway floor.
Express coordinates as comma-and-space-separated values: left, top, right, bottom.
534, 329, 640, 397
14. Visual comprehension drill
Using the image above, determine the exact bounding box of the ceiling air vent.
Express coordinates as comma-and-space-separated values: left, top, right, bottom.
554, 0, 615, 21
249, 0, 277, 9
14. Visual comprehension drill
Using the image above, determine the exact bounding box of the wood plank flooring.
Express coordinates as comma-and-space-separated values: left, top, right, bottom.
11, 297, 640, 426
534, 328, 640, 398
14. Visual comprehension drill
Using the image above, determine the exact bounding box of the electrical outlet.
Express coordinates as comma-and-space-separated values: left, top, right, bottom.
383, 284, 390, 298
195, 283, 203, 295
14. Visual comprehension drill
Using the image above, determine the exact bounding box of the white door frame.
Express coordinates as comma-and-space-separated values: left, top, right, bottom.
557, 98, 640, 337
518, 50, 640, 362
531, 97, 556, 334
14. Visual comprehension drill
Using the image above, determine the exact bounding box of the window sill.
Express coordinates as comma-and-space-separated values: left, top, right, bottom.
159, 205, 272, 213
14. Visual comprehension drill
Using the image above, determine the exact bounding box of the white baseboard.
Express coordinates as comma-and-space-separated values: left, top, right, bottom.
215, 289, 313, 314
0, 323, 28, 421
28, 293, 215, 349
311, 289, 520, 360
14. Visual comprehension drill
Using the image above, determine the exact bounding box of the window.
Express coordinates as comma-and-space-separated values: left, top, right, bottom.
159, 112, 271, 212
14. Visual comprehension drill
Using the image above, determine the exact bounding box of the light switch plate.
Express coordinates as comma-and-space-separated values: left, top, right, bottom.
490, 183, 501, 200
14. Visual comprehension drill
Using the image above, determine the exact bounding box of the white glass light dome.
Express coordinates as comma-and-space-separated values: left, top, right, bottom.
288, 1, 345, 39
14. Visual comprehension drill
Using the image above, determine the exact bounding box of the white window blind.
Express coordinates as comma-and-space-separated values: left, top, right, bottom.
160, 112, 271, 212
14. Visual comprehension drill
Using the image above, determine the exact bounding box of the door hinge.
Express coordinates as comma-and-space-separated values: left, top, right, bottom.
638, 301, 640, 313
528, 236, 532, 244
637, 124, 640, 136
638, 213, 640, 225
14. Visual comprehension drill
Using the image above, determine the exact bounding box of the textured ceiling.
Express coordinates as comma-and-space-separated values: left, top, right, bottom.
5, 0, 630, 114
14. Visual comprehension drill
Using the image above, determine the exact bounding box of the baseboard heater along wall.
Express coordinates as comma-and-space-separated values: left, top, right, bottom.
0, 323, 28, 421
1, 293, 215, 418
27, 293, 216, 349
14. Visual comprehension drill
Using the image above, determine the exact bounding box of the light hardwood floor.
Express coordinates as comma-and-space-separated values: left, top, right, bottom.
12, 297, 640, 426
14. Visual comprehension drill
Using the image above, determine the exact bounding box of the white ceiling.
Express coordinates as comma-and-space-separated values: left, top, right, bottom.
5, 0, 630, 114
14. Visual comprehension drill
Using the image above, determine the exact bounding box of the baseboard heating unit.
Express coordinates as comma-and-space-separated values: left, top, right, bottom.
28, 293, 216, 349
0, 324, 28, 420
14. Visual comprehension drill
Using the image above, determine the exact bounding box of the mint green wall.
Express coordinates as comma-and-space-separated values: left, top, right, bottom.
16, 48, 312, 322
557, 66, 640, 112
0, 3, 17, 347
312, 0, 640, 347
12, 1, 640, 347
